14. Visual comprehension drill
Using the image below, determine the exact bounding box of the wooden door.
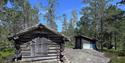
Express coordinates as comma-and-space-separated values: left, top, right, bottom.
30, 41, 35, 57
35, 37, 49, 56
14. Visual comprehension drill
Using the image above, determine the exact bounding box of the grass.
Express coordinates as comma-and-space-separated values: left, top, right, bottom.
0, 48, 15, 63
104, 49, 125, 63
65, 42, 75, 48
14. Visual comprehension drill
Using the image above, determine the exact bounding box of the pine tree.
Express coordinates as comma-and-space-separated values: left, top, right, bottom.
62, 14, 68, 34
79, 0, 113, 50
45, 0, 57, 30
65, 10, 78, 47
77, 7, 92, 36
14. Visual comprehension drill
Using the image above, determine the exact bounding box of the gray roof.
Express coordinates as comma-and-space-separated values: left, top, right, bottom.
75, 35, 97, 41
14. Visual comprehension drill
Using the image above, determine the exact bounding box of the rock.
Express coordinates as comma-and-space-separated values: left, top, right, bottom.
64, 48, 110, 63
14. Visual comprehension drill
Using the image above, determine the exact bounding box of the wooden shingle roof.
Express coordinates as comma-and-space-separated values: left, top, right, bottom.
8, 23, 70, 44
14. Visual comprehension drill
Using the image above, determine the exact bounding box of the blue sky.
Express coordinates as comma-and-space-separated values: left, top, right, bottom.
7, 0, 125, 32
28, 0, 84, 32
29, 0, 83, 16
28, 0, 125, 32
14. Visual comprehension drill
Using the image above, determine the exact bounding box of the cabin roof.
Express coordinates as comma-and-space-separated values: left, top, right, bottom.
75, 35, 97, 41
8, 23, 70, 44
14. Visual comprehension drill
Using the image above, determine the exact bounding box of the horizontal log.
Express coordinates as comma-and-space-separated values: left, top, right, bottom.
48, 49, 60, 50
21, 57, 59, 62
22, 53, 59, 57
21, 51, 59, 55
21, 48, 60, 51
48, 45, 59, 46
19, 32, 62, 38
48, 50, 59, 53
22, 53, 31, 56
21, 47, 60, 52
21, 49, 30, 51
22, 54, 59, 58
22, 57, 59, 59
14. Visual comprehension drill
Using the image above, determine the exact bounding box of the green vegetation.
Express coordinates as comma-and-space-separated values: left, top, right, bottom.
0, 0, 58, 62
65, 42, 74, 48
0, 48, 15, 58
62, 0, 125, 62
0, 0, 39, 62
104, 49, 125, 63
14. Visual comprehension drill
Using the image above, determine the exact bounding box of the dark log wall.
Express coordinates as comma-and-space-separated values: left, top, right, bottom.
10, 26, 68, 62
59, 39, 65, 62
20, 37, 60, 61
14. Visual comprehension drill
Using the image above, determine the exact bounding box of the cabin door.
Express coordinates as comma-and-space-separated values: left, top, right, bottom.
30, 37, 49, 56
30, 41, 35, 56
39, 38, 48, 56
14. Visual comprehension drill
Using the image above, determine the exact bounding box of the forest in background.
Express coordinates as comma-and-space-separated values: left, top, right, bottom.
0, 0, 125, 63
63, 0, 125, 51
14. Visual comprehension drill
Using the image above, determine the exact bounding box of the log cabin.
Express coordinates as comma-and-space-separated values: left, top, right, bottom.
74, 35, 97, 50
8, 23, 70, 62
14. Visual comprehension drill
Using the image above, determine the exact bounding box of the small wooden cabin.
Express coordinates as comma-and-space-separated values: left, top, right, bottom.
74, 35, 97, 50
8, 23, 70, 62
